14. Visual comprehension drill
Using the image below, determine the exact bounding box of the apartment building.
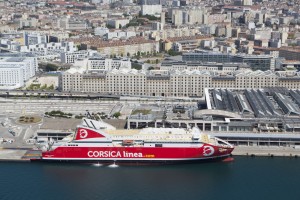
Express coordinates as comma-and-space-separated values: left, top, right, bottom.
141, 5, 162, 16
0, 56, 38, 89
20, 41, 77, 59
183, 51, 275, 71
24, 32, 47, 46
107, 19, 129, 29
279, 48, 300, 61
73, 57, 131, 71
58, 18, 88, 30
61, 50, 98, 63
68, 37, 160, 56
96, 40, 159, 56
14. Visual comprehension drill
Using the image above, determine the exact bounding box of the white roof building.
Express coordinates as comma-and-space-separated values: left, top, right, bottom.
0, 55, 38, 89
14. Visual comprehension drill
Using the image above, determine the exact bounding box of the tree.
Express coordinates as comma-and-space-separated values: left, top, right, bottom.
132, 63, 142, 70
127, 52, 130, 57
155, 59, 159, 64
48, 84, 54, 90
40, 84, 47, 90
139, 14, 159, 21
113, 112, 121, 118
45, 63, 59, 72
167, 49, 181, 56
106, 24, 114, 29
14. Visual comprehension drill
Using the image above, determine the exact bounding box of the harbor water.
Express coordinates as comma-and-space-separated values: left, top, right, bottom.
1, 156, 300, 200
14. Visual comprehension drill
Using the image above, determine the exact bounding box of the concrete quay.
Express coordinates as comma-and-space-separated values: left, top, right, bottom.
232, 146, 300, 157
0, 148, 40, 161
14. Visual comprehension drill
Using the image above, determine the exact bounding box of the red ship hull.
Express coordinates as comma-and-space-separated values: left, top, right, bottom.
40, 145, 234, 164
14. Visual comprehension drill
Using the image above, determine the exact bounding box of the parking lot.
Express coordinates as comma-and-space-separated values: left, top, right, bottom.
0, 116, 40, 148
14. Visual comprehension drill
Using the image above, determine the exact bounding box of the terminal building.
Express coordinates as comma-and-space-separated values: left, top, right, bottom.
127, 87, 300, 133
127, 87, 300, 147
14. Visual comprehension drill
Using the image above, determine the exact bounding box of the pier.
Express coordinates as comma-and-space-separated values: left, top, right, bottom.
0, 148, 40, 161
232, 146, 300, 157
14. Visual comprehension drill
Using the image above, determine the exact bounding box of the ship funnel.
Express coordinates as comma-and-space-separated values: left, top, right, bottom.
74, 127, 106, 140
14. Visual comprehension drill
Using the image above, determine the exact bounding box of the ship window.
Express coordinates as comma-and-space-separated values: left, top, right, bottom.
155, 144, 163, 147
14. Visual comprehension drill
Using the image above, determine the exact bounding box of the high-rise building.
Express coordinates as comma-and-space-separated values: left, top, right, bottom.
141, 4, 162, 16
0, 54, 38, 89
243, 0, 252, 6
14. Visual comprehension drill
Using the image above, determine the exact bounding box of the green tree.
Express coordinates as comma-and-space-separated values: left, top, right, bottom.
106, 24, 114, 29
113, 112, 121, 118
45, 63, 59, 72
132, 63, 142, 70
167, 49, 181, 56
48, 84, 54, 90
40, 84, 47, 90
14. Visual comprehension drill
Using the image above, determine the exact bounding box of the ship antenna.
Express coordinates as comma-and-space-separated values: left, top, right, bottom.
86, 110, 93, 119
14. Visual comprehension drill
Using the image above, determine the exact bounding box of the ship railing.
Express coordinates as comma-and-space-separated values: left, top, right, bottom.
215, 137, 234, 148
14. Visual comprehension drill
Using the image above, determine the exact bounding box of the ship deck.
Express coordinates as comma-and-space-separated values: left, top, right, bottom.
106, 129, 217, 145
106, 129, 140, 135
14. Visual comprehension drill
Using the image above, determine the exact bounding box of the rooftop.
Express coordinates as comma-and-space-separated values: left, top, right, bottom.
207, 88, 300, 118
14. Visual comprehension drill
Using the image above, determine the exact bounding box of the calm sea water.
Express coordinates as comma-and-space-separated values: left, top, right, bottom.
0, 156, 299, 200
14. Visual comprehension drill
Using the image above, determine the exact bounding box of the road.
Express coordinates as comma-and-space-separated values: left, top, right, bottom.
0, 98, 117, 115
0, 98, 197, 115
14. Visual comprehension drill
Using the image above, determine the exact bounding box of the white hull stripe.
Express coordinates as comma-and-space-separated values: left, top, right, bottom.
42, 154, 231, 161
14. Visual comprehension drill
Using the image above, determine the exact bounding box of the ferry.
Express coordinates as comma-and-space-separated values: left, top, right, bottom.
35, 118, 234, 164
